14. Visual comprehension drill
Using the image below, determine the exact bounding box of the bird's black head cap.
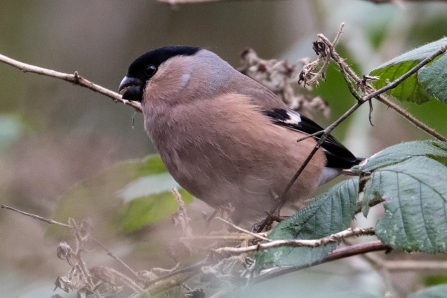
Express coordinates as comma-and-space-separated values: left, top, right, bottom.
119, 46, 201, 102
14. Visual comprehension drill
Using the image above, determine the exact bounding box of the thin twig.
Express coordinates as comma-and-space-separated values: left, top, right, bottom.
109, 268, 147, 295
90, 237, 143, 282
295, 131, 324, 143
132, 260, 211, 297
254, 26, 352, 232
181, 234, 256, 242
0, 53, 142, 112
1, 204, 71, 227
69, 218, 95, 289
215, 227, 375, 254
375, 94, 447, 141
216, 217, 272, 242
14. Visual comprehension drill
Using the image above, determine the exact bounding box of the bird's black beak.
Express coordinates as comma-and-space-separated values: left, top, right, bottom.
119, 76, 144, 102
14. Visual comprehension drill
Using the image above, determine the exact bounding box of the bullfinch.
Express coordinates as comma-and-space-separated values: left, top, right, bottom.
119, 46, 360, 225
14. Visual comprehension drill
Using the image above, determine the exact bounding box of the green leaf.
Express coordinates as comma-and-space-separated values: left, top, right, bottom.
255, 179, 358, 270
121, 188, 193, 232
363, 156, 447, 253
409, 284, 447, 298
361, 140, 447, 172
370, 37, 447, 104
419, 53, 447, 103
48, 155, 193, 237
424, 275, 447, 287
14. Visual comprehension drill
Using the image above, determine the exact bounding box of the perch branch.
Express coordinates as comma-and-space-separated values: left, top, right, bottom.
215, 227, 375, 254
0, 53, 142, 112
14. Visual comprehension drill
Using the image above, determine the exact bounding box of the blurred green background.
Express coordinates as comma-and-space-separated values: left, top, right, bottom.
1, 0, 447, 297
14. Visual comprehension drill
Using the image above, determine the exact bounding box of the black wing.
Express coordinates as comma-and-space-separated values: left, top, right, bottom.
263, 108, 360, 169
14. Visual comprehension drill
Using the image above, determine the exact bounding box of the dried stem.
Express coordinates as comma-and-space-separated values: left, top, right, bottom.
108, 268, 146, 295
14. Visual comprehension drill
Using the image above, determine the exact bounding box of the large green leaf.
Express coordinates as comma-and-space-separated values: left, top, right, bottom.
419, 53, 447, 104
409, 284, 447, 298
370, 37, 447, 104
362, 156, 447, 253
48, 155, 193, 237
255, 179, 358, 270
121, 188, 192, 232
361, 140, 447, 172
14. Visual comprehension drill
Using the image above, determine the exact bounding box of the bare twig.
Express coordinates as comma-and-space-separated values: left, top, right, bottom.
295, 130, 324, 143
0, 53, 142, 112
1, 204, 71, 227
108, 268, 146, 295
181, 233, 257, 242
216, 227, 375, 254
375, 94, 447, 141
216, 217, 272, 242
90, 237, 143, 282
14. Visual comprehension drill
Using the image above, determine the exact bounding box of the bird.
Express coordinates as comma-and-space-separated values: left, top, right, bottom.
118, 46, 361, 225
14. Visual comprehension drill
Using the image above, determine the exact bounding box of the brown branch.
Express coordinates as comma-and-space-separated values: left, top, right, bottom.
215, 227, 375, 254
140, 260, 211, 297
108, 268, 146, 295
0, 53, 142, 112
375, 94, 447, 141
252, 240, 390, 284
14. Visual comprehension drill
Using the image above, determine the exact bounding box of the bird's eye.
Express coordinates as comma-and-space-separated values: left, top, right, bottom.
144, 64, 157, 77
